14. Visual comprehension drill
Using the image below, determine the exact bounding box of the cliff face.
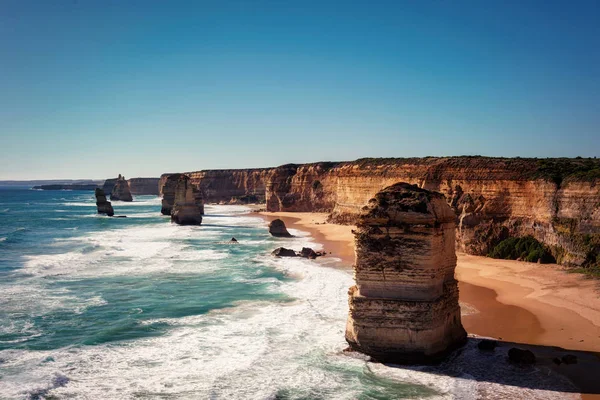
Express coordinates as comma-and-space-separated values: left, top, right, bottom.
345, 183, 466, 363
262, 158, 600, 267
160, 169, 273, 204
102, 178, 117, 194
157, 157, 600, 267
127, 178, 160, 195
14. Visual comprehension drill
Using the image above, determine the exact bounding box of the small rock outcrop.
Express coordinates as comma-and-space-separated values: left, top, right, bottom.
271, 247, 324, 258
345, 182, 467, 363
268, 219, 292, 237
272, 247, 297, 257
508, 348, 536, 365
561, 354, 578, 365
95, 188, 114, 217
477, 339, 498, 351
300, 247, 319, 259
161, 173, 185, 215
110, 175, 133, 202
171, 175, 204, 225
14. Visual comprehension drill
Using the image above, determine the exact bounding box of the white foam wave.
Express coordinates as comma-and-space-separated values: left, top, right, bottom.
0, 256, 578, 400
2, 205, 577, 399
61, 202, 95, 207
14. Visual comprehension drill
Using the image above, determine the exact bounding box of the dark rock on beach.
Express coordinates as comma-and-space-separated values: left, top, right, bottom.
268, 219, 292, 237
508, 348, 536, 365
477, 339, 498, 351
561, 354, 578, 365
300, 247, 319, 259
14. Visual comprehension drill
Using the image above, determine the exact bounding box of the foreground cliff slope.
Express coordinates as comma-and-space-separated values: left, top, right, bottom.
346, 183, 466, 363
160, 157, 600, 268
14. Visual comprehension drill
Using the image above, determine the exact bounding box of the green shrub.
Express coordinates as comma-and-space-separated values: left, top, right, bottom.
489, 236, 555, 264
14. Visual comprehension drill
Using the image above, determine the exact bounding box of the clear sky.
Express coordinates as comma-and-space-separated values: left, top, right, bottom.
1, 0, 599, 179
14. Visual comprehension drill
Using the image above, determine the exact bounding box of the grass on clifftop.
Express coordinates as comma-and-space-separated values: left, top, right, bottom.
533, 158, 600, 184
489, 236, 556, 264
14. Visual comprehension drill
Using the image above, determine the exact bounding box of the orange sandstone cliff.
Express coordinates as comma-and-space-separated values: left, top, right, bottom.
159, 157, 600, 268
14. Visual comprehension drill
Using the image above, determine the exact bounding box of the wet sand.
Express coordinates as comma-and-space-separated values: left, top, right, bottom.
258, 211, 600, 399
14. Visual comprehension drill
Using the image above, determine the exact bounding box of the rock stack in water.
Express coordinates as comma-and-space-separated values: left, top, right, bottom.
171, 174, 204, 225
161, 173, 184, 215
95, 188, 114, 216
110, 174, 133, 202
345, 182, 466, 363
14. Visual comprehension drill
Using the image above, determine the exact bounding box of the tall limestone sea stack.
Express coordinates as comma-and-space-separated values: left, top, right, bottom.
110, 174, 133, 202
170, 174, 204, 225
161, 173, 184, 215
345, 182, 466, 363
94, 188, 114, 216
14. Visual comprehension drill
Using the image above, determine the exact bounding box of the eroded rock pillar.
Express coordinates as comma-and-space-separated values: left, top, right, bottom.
345, 182, 466, 363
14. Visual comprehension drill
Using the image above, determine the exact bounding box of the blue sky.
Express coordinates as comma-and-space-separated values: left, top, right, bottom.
1, 0, 599, 179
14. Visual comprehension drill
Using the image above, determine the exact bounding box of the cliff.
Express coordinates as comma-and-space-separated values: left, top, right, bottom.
160, 169, 272, 204
127, 177, 160, 195
158, 157, 600, 268
262, 157, 600, 268
102, 178, 117, 194
110, 175, 133, 202
345, 183, 466, 363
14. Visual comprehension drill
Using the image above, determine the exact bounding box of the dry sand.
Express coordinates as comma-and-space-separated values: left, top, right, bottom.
258, 211, 600, 399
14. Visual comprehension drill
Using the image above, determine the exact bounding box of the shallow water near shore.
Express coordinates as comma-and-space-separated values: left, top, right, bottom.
0, 187, 580, 399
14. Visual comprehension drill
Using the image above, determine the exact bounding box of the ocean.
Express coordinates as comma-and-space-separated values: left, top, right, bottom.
0, 188, 578, 399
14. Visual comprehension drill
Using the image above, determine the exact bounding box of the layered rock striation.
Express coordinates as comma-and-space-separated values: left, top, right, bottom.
95, 188, 114, 217
171, 175, 204, 225
345, 183, 466, 363
110, 175, 133, 202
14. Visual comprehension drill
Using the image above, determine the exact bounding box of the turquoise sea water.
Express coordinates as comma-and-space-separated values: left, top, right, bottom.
0, 188, 577, 399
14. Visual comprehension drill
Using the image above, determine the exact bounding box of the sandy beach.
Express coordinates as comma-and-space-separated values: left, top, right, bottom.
259, 211, 600, 399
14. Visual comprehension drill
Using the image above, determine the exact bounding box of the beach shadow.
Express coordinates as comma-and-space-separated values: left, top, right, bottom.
379, 337, 600, 396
